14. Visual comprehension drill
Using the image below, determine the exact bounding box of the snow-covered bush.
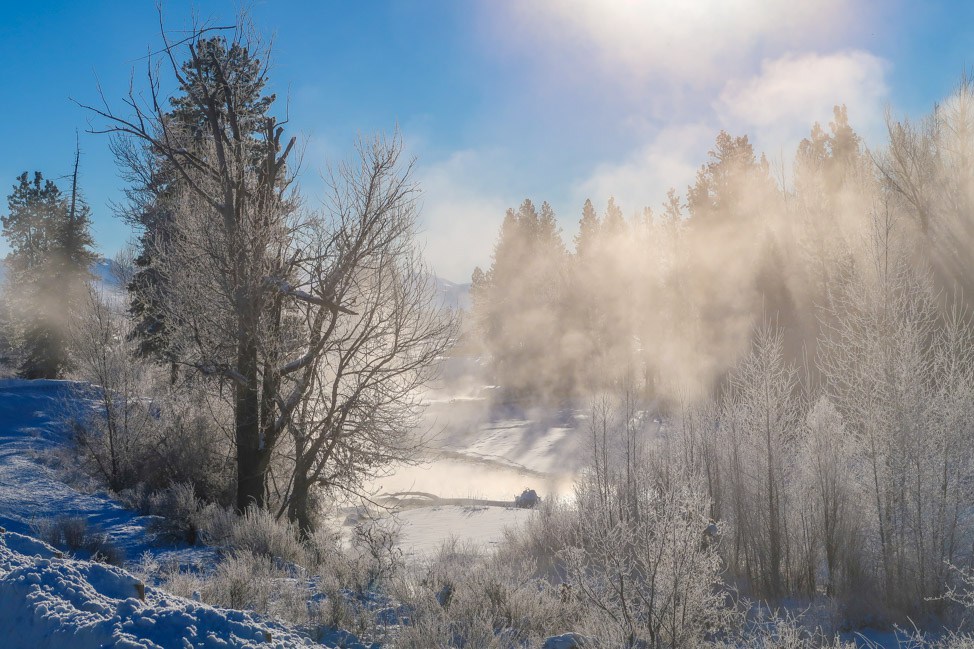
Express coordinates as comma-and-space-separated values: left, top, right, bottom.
64, 285, 234, 506
114, 483, 152, 514
722, 613, 857, 649
31, 515, 125, 566
393, 539, 575, 649
200, 505, 308, 566
343, 518, 404, 596
146, 482, 206, 544
501, 497, 575, 582
66, 376, 233, 505
161, 550, 314, 627
561, 479, 729, 649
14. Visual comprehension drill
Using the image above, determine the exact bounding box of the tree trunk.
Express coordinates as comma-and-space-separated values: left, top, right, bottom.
235, 337, 263, 511
287, 467, 314, 537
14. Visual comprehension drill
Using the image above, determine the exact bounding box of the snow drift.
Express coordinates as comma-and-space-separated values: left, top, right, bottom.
0, 529, 317, 649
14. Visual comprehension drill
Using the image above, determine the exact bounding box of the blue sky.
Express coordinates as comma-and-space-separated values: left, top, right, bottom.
1, 1, 973, 281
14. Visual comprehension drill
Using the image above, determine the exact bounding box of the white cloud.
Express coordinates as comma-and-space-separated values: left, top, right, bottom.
716, 51, 889, 154
577, 123, 715, 215
569, 50, 890, 215
416, 150, 509, 283
487, 1, 889, 219
506, 0, 864, 88
416, 3, 892, 272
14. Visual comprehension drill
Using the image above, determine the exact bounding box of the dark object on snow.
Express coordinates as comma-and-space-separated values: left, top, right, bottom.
542, 632, 591, 649
515, 488, 540, 509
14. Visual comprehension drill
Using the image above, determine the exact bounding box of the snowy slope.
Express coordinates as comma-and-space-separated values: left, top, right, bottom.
0, 258, 122, 290
0, 380, 307, 647
0, 530, 317, 649
0, 379, 211, 567
0, 380, 363, 647
0, 380, 144, 542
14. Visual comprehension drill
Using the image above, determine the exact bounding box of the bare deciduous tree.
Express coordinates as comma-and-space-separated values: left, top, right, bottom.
84, 17, 454, 515
273, 139, 458, 533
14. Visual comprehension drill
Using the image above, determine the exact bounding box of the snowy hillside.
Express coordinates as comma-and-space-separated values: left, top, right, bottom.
0, 530, 317, 649
0, 380, 345, 648
0, 380, 207, 565
89, 257, 124, 289
0, 257, 121, 288
432, 277, 471, 311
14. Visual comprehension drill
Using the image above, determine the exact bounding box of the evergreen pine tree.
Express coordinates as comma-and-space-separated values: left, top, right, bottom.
574, 198, 600, 259
686, 131, 774, 222
601, 196, 626, 237
124, 36, 275, 366
1, 162, 95, 378
475, 199, 570, 398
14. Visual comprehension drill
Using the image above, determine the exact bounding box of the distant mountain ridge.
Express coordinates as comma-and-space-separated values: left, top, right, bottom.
0, 257, 121, 288
433, 277, 471, 311
0, 258, 471, 311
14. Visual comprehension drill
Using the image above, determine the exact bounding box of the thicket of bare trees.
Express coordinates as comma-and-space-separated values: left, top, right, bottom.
467, 78, 974, 627
67, 279, 234, 501
646, 207, 974, 622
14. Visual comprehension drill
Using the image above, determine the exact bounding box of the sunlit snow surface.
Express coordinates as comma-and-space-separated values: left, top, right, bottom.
0, 380, 332, 648
0, 530, 318, 648
0, 380, 212, 567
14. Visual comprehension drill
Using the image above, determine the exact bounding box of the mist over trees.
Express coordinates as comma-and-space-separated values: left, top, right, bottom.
1, 157, 96, 378
467, 86, 974, 622
8, 6, 974, 647
471, 107, 874, 400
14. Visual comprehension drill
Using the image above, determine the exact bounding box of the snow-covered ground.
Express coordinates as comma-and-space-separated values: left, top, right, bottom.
0, 379, 336, 647
393, 505, 534, 559
0, 380, 212, 568
0, 373, 587, 645
0, 529, 318, 648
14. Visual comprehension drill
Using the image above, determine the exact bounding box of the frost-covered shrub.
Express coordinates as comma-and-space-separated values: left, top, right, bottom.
501, 497, 575, 581
560, 479, 729, 649
200, 505, 308, 566
162, 550, 312, 625
31, 515, 125, 566
144, 390, 234, 504
63, 379, 233, 505
205, 551, 278, 611
115, 483, 152, 514
340, 518, 404, 597
721, 614, 857, 649
146, 482, 206, 544
393, 539, 578, 649
64, 291, 234, 506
